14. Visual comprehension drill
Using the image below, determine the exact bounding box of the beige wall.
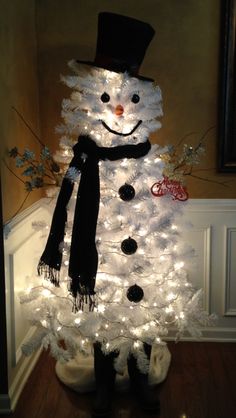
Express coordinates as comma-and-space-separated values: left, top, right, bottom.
0, 0, 42, 223
36, 0, 236, 198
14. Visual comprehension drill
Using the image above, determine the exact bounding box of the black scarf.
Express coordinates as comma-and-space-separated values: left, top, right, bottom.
38, 135, 151, 311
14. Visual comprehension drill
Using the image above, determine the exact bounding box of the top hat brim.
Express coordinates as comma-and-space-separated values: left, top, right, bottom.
75, 59, 154, 82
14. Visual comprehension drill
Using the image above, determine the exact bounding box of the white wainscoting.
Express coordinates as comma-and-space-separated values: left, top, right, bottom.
2, 198, 52, 413
1, 198, 236, 413
181, 199, 236, 341
224, 226, 236, 316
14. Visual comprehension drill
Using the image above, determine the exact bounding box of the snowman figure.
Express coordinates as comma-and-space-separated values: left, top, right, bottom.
35, 12, 208, 417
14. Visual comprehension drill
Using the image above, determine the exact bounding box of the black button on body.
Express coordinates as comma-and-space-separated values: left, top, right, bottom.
127, 284, 144, 302
119, 184, 135, 201
121, 237, 138, 255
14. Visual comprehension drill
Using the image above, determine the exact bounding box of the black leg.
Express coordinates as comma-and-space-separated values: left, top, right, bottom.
92, 343, 117, 417
127, 343, 160, 414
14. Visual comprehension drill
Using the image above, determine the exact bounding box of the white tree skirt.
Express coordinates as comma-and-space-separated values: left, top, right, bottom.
55, 345, 171, 393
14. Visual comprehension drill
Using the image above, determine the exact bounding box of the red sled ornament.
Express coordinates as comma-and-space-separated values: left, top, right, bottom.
151, 176, 189, 201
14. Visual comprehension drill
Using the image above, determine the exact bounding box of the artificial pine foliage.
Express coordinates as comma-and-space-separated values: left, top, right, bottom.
20, 13, 215, 377
20, 64, 214, 373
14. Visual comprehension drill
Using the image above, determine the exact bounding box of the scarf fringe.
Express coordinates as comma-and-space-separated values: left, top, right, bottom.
37, 261, 60, 287
72, 293, 96, 313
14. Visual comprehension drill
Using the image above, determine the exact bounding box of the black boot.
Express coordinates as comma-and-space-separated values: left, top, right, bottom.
127, 343, 160, 414
92, 343, 117, 417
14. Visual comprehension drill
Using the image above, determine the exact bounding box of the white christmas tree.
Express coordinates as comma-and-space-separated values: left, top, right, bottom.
20, 62, 213, 373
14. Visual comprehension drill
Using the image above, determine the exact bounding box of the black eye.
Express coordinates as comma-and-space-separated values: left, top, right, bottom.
131, 94, 140, 104
101, 92, 110, 103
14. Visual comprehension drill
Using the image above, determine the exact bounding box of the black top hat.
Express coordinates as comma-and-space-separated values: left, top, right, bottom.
77, 12, 155, 81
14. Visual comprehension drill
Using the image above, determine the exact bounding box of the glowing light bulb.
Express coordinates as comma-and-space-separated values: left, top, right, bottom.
106, 343, 110, 349
138, 248, 145, 255
74, 318, 81, 324
41, 289, 51, 297
134, 341, 140, 348
139, 228, 147, 236
174, 261, 184, 270
57, 326, 62, 331
166, 292, 176, 301
121, 158, 128, 167
97, 304, 105, 313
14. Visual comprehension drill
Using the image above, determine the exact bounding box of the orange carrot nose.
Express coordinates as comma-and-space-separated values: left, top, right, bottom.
115, 104, 124, 116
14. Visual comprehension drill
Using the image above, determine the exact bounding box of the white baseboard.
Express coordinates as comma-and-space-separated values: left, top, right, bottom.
3, 348, 42, 414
